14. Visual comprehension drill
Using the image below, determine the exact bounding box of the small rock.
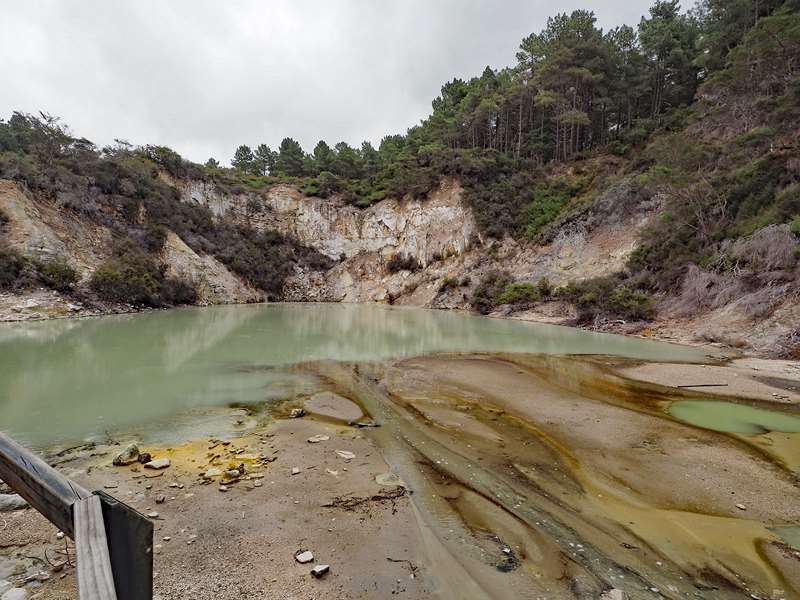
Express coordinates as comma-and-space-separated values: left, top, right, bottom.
218, 485, 228, 492
291, 467, 301, 476
310, 564, 330, 578
600, 590, 626, 600
224, 469, 241, 480
307, 435, 330, 444
144, 458, 170, 470
736, 503, 747, 511
138, 452, 152, 464
289, 408, 305, 418
375, 473, 405, 488
112, 443, 139, 466
147, 511, 159, 519
0, 494, 28, 512
155, 495, 166, 504
103, 483, 118, 489
163, 536, 171, 541
295, 550, 314, 564
55, 532, 64, 540
335, 450, 355, 461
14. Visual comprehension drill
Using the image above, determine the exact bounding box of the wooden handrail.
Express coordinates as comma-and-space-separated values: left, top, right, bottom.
0, 433, 152, 600
75, 495, 118, 600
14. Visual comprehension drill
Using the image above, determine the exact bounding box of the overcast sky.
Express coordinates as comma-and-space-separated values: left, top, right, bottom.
1, 1, 653, 165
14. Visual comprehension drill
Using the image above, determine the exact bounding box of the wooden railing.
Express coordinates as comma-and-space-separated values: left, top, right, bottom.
0, 433, 153, 600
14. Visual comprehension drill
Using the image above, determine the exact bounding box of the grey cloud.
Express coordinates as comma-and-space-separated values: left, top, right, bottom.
0, 0, 652, 164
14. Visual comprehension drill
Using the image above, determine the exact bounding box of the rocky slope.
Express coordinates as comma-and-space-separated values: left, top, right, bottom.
0, 172, 796, 356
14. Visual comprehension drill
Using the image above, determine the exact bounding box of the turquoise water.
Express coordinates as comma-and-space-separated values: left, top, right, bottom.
0, 303, 703, 447
669, 399, 800, 434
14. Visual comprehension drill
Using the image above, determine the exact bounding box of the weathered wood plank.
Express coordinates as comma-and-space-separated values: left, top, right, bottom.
96, 491, 154, 600
0, 432, 89, 537
75, 495, 119, 600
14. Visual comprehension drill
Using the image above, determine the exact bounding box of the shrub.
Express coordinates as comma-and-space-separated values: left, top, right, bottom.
438, 276, 458, 292
791, 215, 800, 236
606, 286, 655, 320
386, 253, 421, 273
496, 282, 541, 305
559, 276, 655, 321
470, 270, 512, 314
34, 257, 79, 292
90, 243, 197, 307
0, 246, 28, 289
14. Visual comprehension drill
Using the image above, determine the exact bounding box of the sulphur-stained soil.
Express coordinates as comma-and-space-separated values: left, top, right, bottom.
1, 418, 431, 600
2, 353, 800, 600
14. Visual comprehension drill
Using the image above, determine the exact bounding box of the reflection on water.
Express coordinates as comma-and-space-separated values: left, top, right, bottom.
0, 303, 702, 447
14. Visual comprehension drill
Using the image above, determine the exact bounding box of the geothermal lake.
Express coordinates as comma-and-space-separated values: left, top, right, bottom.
0, 303, 703, 447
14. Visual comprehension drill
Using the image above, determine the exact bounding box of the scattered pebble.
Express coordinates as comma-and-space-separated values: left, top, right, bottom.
310, 564, 330, 578
144, 458, 171, 470
335, 450, 355, 461
307, 435, 330, 444
736, 503, 747, 511
291, 467, 301, 476
295, 550, 314, 564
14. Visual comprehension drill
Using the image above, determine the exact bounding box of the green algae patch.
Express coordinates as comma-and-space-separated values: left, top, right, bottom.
668, 400, 800, 434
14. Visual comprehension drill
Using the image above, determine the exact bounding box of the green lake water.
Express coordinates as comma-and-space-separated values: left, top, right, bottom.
668, 399, 800, 434
0, 303, 704, 448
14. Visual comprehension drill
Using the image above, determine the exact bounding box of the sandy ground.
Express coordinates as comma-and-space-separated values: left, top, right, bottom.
1, 417, 430, 600
619, 358, 800, 404
2, 353, 800, 600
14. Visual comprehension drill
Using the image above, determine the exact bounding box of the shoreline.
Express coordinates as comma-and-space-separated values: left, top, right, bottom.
2, 352, 799, 599
0, 290, 751, 360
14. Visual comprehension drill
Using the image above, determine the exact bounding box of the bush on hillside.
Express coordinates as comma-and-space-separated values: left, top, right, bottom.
90, 242, 197, 307
33, 257, 79, 292
0, 246, 28, 289
559, 276, 655, 322
470, 270, 512, 314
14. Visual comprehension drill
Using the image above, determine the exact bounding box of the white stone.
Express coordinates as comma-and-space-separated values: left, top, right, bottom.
307, 435, 330, 444
295, 551, 314, 564
112, 443, 139, 466
144, 458, 170, 470
0, 494, 27, 512
335, 450, 355, 461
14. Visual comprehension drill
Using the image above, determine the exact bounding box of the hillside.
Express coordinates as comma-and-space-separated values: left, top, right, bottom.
1, 0, 799, 357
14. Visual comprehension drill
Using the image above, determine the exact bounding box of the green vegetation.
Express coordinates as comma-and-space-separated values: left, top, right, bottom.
0, 113, 332, 306
0, 246, 27, 290
470, 270, 513, 314
32, 257, 78, 292
559, 277, 656, 321
496, 283, 541, 305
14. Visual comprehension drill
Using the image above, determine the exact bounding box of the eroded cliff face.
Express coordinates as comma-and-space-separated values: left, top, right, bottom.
173, 177, 479, 303
3, 174, 795, 356
177, 178, 475, 265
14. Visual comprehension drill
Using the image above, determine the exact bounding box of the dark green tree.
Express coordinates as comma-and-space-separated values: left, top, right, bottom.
274, 138, 306, 176
231, 144, 256, 173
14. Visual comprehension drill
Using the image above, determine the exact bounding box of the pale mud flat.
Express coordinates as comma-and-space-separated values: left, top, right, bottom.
3, 352, 800, 600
